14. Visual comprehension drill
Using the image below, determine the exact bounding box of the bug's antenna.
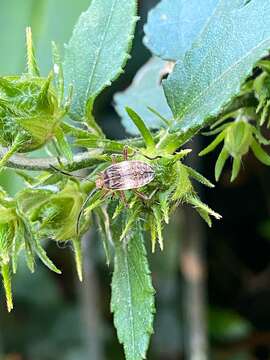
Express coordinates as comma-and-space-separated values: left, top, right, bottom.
76, 188, 98, 236
49, 165, 85, 179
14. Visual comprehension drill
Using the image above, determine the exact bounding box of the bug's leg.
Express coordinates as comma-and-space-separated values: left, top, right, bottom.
119, 191, 129, 208
111, 154, 117, 164
76, 188, 110, 235
123, 145, 128, 161
134, 189, 157, 201
110, 191, 116, 199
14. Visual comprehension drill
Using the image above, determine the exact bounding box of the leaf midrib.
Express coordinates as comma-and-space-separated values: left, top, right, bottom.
124, 244, 136, 358
178, 37, 270, 120
84, 0, 118, 105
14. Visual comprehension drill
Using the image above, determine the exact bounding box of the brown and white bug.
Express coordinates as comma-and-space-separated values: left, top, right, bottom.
95, 147, 155, 201
76, 147, 156, 234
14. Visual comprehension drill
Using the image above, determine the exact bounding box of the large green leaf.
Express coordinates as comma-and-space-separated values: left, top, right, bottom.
63, 0, 138, 120
114, 57, 172, 135
163, 0, 270, 143
111, 216, 155, 360
144, 0, 219, 61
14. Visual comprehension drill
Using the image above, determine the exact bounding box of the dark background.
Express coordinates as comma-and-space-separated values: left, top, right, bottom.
0, 1, 269, 359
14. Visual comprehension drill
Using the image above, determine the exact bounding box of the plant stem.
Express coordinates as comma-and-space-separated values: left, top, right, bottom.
180, 137, 208, 360
181, 207, 208, 360
0, 147, 104, 171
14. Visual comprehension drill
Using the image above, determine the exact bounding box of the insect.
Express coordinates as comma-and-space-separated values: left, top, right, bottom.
50, 147, 156, 234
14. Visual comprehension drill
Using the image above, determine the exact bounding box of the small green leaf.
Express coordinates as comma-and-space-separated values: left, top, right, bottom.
72, 237, 83, 281
185, 166, 214, 188
64, 0, 138, 119
26, 27, 40, 77
95, 207, 112, 266
120, 204, 141, 241
149, 215, 157, 253
199, 131, 226, 156
187, 195, 222, 224
76, 137, 128, 154
61, 122, 95, 139
231, 157, 241, 182
250, 139, 270, 165
1, 263, 13, 312
152, 205, 164, 251
159, 190, 171, 224
111, 217, 155, 360
215, 146, 229, 182
126, 107, 155, 149
52, 41, 64, 106
172, 162, 192, 201
12, 221, 24, 274
55, 126, 73, 162
34, 240, 62, 275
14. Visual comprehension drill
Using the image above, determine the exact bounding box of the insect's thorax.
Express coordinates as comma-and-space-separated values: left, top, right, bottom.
102, 160, 155, 190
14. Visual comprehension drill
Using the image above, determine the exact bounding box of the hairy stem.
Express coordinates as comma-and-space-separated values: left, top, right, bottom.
0, 147, 104, 172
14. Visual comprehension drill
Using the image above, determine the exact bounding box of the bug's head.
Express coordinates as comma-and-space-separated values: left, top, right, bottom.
95, 176, 104, 189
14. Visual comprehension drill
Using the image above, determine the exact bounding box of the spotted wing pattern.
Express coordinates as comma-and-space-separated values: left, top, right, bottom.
103, 160, 155, 190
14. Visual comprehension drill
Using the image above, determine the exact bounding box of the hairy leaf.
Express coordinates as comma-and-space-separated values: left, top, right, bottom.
64, 0, 138, 119
1, 263, 13, 312
111, 216, 155, 360
114, 57, 172, 134
144, 0, 219, 61
163, 0, 270, 143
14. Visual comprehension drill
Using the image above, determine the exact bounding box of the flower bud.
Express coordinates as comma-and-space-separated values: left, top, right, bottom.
224, 120, 253, 158
0, 74, 63, 152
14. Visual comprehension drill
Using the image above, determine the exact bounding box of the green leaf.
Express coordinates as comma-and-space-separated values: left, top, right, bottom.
34, 239, 62, 275
72, 237, 83, 281
95, 206, 112, 266
52, 41, 64, 106
12, 221, 24, 274
199, 131, 226, 156
120, 203, 141, 241
144, 0, 219, 61
215, 146, 229, 182
111, 217, 155, 360
75, 137, 128, 153
152, 205, 164, 251
125, 108, 155, 149
231, 157, 241, 182
26, 27, 40, 76
250, 139, 270, 165
55, 126, 73, 162
114, 57, 172, 135
163, 0, 270, 143
186, 194, 222, 224
1, 263, 13, 312
64, 0, 138, 119
185, 166, 215, 188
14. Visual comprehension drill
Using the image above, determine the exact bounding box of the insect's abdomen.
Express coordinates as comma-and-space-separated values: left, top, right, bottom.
103, 160, 155, 190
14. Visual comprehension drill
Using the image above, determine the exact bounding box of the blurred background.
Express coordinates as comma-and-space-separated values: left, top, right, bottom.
0, 1, 270, 359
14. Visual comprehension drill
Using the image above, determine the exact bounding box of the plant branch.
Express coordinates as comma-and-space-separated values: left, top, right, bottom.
0, 147, 104, 172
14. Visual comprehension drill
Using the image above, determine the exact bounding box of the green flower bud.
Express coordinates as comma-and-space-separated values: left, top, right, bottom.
32, 181, 86, 241
224, 120, 253, 158
0, 74, 64, 152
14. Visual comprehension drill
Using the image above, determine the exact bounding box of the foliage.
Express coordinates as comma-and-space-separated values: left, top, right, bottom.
63, 0, 138, 123
114, 57, 172, 135
111, 213, 155, 360
0, 0, 270, 359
